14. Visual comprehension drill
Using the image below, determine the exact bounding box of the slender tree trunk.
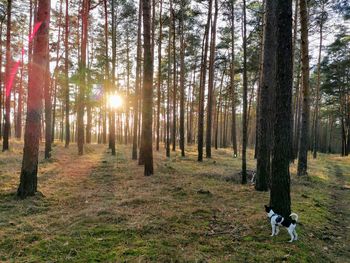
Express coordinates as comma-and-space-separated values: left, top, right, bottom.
3, 0, 12, 151
0, 21, 3, 140
206, 0, 218, 158
197, 0, 212, 162
230, 1, 237, 157
155, 0, 163, 151
44, 49, 52, 159
179, 0, 186, 157
241, 0, 248, 183
77, 0, 89, 155
132, 0, 142, 160
293, 57, 301, 158
64, 0, 70, 147
166, 0, 173, 158
125, 29, 131, 145
270, 0, 293, 218
297, 0, 310, 176
110, 0, 116, 156
215, 67, 225, 149
172, 7, 177, 152
141, 0, 154, 176
313, 13, 323, 159
18, 0, 50, 198
16, 45, 24, 139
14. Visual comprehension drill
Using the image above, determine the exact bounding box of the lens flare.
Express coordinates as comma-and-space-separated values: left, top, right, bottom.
109, 94, 123, 109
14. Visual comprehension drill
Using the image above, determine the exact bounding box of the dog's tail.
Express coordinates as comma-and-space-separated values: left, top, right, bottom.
290, 213, 298, 222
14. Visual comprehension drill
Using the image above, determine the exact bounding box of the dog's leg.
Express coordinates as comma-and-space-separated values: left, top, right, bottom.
271, 224, 276, 237
293, 229, 298, 241
275, 226, 280, 235
288, 228, 294, 242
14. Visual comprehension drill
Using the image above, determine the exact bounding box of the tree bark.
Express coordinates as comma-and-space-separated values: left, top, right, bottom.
206, 0, 218, 158
230, 0, 237, 157
270, 0, 293, 218
3, 0, 12, 151
156, 0, 163, 151
77, 0, 90, 155
297, 0, 310, 176
132, 0, 142, 160
141, 0, 154, 176
179, 0, 186, 157
18, 0, 50, 199
256, 0, 277, 191
44, 49, 52, 159
64, 0, 70, 147
241, 0, 248, 183
313, 9, 324, 159
197, 0, 212, 162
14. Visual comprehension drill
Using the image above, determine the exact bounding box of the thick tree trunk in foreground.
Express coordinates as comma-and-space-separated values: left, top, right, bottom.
141, 0, 154, 175
270, 0, 292, 217
18, 0, 50, 199
256, 0, 276, 191
3, 0, 12, 152
297, 0, 310, 175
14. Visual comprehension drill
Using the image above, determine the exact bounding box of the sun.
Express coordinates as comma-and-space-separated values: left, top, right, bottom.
108, 94, 123, 109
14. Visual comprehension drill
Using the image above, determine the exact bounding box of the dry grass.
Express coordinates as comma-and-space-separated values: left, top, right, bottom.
0, 140, 349, 262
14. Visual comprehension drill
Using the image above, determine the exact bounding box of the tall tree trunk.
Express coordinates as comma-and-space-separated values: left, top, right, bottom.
125, 28, 131, 145
105, 0, 116, 154
64, 0, 70, 147
77, 0, 90, 155
156, 0, 163, 151
44, 48, 52, 159
241, 0, 248, 183
132, 0, 142, 160
230, 0, 237, 157
166, 0, 173, 158
179, 0, 186, 157
256, 0, 276, 191
205, 0, 218, 158
2, 0, 12, 151
290, 0, 298, 161
0, 21, 4, 140
313, 11, 324, 159
16, 45, 24, 139
140, 0, 154, 176
52, 0, 63, 144
172, 6, 177, 152
197, 0, 212, 162
270, 0, 293, 218
297, 0, 310, 176
18, 0, 50, 198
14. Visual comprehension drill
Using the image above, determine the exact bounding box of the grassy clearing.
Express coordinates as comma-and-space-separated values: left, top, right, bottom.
0, 140, 349, 262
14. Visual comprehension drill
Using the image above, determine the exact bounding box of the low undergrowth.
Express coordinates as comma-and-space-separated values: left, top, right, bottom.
0, 141, 349, 262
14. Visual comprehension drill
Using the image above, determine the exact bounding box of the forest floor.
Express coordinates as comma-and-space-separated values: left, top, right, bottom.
0, 141, 349, 262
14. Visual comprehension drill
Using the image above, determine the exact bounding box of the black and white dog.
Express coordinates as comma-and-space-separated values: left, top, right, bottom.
265, 205, 299, 242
